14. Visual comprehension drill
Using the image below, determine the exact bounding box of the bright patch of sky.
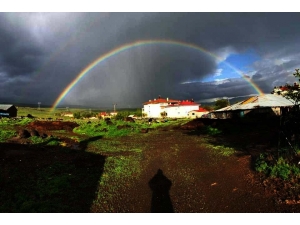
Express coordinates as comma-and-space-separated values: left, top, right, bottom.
201, 49, 261, 83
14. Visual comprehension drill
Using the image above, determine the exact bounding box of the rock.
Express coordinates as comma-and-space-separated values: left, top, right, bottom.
117, 125, 132, 130
141, 128, 148, 133
105, 118, 113, 125
41, 133, 48, 138
29, 129, 40, 137
18, 129, 31, 138
27, 114, 34, 118
124, 117, 135, 123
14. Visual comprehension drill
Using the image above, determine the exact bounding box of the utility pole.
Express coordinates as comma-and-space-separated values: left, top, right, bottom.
113, 104, 117, 113
38, 102, 41, 110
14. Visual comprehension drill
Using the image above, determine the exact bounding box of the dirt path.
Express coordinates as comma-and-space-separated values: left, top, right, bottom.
92, 129, 300, 213
3, 120, 300, 212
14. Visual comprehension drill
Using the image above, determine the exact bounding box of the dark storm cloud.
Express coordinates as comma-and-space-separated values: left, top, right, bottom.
0, 13, 46, 77
2, 12, 300, 107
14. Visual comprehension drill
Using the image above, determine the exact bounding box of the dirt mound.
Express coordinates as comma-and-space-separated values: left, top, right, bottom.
27, 121, 79, 131
181, 118, 205, 130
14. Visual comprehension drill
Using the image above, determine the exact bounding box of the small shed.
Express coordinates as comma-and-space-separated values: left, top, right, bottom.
0, 104, 18, 117
188, 108, 209, 118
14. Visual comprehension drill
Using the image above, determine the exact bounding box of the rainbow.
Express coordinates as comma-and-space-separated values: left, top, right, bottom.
50, 39, 264, 112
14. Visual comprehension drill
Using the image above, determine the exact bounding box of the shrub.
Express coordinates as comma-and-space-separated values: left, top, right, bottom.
269, 157, 291, 180
205, 125, 222, 135
255, 154, 269, 173
255, 155, 300, 180
0, 130, 16, 142
115, 111, 131, 120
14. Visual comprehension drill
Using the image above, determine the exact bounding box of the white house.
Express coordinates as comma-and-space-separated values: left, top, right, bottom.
142, 96, 181, 118
142, 96, 200, 118
163, 100, 200, 118
188, 108, 209, 118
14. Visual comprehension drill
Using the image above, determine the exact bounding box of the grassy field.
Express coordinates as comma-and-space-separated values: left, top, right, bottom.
16, 106, 142, 119
0, 107, 194, 212
2, 108, 300, 212
16, 107, 91, 118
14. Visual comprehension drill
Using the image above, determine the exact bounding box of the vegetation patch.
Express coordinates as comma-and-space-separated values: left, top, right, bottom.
255, 154, 300, 180
205, 125, 222, 135
200, 140, 236, 156
0, 130, 16, 142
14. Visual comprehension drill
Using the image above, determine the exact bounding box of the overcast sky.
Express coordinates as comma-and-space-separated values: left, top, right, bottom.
1, 10, 300, 108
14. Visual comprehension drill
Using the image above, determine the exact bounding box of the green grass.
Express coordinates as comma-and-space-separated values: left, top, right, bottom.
73, 118, 187, 138
28, 136, 61, 146
205, 125, 222, 135
0, 117, 33, 126
0, 158, 104, 213
200, 140, 236, 156
94, 153, 143, 212
255, 154, 300, 180
17, 107, 96, 119
0, 130, 16, 142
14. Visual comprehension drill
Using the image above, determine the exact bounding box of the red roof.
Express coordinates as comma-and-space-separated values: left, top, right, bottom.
179, 100, 199, 106
280, 86, 289, 91
143, 98, 180, 105
190, 108, 208, 112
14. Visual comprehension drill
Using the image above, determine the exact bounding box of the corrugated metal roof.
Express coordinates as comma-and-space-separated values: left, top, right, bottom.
0, 104, 14, 110
215, 94, 294, 112
241, 96, 258, 105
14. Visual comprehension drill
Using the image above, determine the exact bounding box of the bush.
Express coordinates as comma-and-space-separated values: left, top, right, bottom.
0, 130, 16, 142
115, 111, 131, 120
255, 155, 300, 180
73, 111, 97, 119
269, 157, 291, 180
205, 125, 222, 135
255, 154, 269, 173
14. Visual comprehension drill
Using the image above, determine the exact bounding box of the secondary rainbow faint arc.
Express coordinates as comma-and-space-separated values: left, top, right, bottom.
51, 39, 264, 111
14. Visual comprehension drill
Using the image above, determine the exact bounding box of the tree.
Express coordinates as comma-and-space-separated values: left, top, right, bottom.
272, 69, 300, 105
73, 112, 81, 119
271, 69, 300, 157
135, 109, 143, 117
115, 111, 131, 120
214, 99, 229, 110
201, 105, 214, 111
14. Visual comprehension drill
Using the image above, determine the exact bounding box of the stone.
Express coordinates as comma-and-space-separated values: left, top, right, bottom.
18, 129, 31, 138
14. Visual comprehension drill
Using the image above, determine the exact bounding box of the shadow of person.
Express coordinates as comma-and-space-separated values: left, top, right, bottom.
148, 169, 174, 213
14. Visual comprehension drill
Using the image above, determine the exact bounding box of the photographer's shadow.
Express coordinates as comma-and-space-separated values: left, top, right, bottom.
148, 169, 174, 213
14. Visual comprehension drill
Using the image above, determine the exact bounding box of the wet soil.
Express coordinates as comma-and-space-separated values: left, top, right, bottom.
91, 129, 300, 213
2, 119, 300, 212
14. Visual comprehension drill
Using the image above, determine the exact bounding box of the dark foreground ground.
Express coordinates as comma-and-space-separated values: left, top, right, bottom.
1, 118, 300, 212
